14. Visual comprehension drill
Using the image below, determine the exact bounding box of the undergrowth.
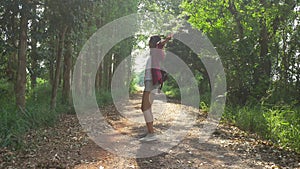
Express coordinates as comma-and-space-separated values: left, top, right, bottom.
222, 105, 300, 153
0, 81, 113, 149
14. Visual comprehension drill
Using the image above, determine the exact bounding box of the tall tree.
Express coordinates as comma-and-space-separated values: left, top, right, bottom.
0, 0, 20, 93
62, 33, 72, 105
91, 0, 138, 92
50, 25, 68, 109
28, 4, 39, 89
15, 0, 30, 109
46, 0, 93, 109
181, 0, 299, 105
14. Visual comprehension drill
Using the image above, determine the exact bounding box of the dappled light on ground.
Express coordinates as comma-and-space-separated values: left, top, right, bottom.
1, 93, 299, 168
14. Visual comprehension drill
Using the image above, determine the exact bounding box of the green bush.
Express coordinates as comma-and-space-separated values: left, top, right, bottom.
96, 90, 113, 107
222, 105, 300, 153
129, 75, 139, 94
222, 106, 269, 135
0, 79, 14, 104
162, 76, 180, 99
0, 104, 58, 148
263, 106, 300, 152
199, 101, 209, 112
0, 82, 58, 148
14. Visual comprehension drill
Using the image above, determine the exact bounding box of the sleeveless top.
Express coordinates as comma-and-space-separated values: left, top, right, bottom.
144, 42, 165, 85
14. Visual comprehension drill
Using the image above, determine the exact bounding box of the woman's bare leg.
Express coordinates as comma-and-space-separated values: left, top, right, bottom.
141, 91, 154, 133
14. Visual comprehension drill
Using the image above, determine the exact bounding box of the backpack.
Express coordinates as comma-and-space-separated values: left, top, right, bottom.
159, 70, 168, 90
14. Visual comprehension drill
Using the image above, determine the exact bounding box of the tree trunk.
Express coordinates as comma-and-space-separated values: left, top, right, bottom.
15, 1, 29, 110
49, 55, 54, 86
126, 53, 132, 87
49, 37, 58, 86
62, 34, 72, 105
108, 54, 113, 90
7, 14, 18, 84
102, 55, 109, 91
95, 64, 102, 91
7, 52, 17, 82
30, 35, 38, 89
85, 48, 92, 96
259, 20, 271, 88
74, 53, 83, 97
50, 26, 68, 109
251, 18, 270, 100
29, 4, 38, 90
228, 0, 244, 39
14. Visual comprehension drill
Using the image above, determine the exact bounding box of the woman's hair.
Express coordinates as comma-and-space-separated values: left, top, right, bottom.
149, 35, 161, 48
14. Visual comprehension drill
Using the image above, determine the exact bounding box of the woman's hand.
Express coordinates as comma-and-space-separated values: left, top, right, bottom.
160, 33, 173, 46
167, 33, 174, 39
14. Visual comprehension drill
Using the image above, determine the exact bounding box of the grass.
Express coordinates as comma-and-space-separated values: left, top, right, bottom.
0, 81, 57, 148
263, 105, 300, 151
0, 104, 58, 149
222, 105, 300, 153
0, 80, 113, 149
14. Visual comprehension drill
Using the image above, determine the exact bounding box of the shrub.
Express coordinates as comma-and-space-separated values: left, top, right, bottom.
222, 105, 300, 153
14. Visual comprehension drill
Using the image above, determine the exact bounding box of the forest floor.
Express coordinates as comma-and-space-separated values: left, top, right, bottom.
1, 92, 300, 169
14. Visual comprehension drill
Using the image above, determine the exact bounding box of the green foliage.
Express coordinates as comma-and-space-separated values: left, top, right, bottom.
0, 79, 14, 104
200, 92, 211, 106
0, 77, 108, 148
263, 106, 300, 152
181, 0, 300, 152
199, 101, 209, 112
222, 105, 300, 153
96, 90, 113, 107
0, 82, 58, 148
0, 101, 58, 149
162, 75, 180, 99
0, 107, 58, 149
0, 0, 299, 155
224, 106, 269, 135
261, 81, 300, 106
181, 0, 300, 105
129, 75, 139, 94
138, 0, 182, 37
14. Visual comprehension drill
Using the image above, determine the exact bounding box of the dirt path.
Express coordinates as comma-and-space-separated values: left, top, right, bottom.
1, 93, 299, 169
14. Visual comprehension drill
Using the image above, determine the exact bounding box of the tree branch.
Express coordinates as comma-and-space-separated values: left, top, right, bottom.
227, 0, 244, 39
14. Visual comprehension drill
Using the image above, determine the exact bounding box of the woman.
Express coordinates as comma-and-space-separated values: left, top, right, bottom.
140, 34, 172, 142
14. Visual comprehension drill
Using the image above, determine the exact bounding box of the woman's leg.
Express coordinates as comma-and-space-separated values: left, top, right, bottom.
141, 91, 154, 133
